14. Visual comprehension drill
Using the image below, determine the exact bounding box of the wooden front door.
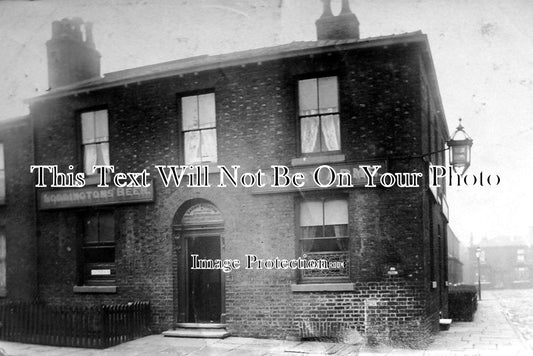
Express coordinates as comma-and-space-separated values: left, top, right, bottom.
185, 234, 222, 323
174, 201, 224, 324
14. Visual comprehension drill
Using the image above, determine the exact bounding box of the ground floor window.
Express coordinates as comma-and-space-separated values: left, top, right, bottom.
299, 198, 349, 280
81, 210, 115, 285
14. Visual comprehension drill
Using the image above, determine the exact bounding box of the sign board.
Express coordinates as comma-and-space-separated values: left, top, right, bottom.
251, 161, 387, 194
428, 164, 441, 204
441, 194, 449, 221
38, 183, 154, 210
91, 269, 111, 276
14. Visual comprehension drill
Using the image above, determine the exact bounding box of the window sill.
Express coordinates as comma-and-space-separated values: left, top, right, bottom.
291, 154, 345, 167
291, 283, 354, 292
73, 285, 117, 294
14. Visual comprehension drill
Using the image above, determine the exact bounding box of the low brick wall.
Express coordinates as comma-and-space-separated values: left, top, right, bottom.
226, 279, 436, 347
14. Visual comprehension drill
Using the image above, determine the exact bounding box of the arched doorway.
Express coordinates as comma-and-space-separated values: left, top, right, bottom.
174, 200, 224, 324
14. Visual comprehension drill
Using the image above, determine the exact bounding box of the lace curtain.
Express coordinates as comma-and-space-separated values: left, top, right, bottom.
300, 200, 348, 253
82, 110, 109, 174
321, 114, 340, 151
299, 76, 339, 153
182, 94, 217, 164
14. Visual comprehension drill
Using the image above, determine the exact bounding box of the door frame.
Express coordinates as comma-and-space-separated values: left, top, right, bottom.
175, 225, 225, 324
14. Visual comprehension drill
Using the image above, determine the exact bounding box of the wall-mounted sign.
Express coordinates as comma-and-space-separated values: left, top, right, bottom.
441, 194, 449, 221
37, 183, 154, 210
428, 164, 441, 204
91, 269, 111, 276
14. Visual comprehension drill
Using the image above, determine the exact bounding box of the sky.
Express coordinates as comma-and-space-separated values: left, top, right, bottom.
0, 0, 532, 246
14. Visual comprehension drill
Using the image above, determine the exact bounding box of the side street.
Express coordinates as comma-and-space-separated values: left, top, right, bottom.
0, 289, 531, 356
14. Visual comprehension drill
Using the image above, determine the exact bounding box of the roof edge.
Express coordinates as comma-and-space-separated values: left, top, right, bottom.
418, 35, 450, 138
25, 31, 426, 104
0, 115, 29, 127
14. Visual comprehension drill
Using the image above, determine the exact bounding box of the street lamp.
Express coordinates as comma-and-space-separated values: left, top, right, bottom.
397, 119, 474, 175
475, 246, 482, 301
447, 119, 473, 175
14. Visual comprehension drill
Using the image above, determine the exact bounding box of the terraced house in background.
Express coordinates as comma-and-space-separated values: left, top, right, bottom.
0, 0, 451, 346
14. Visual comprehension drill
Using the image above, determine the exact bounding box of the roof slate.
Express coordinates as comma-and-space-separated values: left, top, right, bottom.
30, 31, 425, 101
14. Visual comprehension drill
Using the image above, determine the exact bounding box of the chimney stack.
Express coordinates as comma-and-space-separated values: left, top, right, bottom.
46, 18, 101, 89
316, 0, 360, 40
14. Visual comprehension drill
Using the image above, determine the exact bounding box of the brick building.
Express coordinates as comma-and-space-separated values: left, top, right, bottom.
4, 0, 450, 346
447, 227, 463, 285
467, 237, 532, 289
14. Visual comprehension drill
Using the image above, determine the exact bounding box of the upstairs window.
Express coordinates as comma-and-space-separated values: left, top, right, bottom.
517, 249, 525, 263
298, 76, 340, 154
81, 110, 109, 175
181, 93, 217, 164
81, 211, 115, 285
299, 198, 349, 280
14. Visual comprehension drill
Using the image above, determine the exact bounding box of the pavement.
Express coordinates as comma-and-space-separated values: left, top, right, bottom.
420, 288, 531, 356
0, 289, 531, 356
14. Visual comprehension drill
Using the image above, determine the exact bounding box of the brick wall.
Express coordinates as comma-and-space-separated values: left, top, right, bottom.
28, 42, 446, 344
225, 279, 432, 347
0, 117, 37, 301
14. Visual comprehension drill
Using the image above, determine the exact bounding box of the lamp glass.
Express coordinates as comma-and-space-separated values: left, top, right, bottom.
448, 139, 472, 175
447, 119, 473, 175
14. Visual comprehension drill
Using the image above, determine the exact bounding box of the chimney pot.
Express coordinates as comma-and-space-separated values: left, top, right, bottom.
85, 22, 95, 48
316, 0, 360, 40
320, 0, 334, 18
340, 0, 352, 14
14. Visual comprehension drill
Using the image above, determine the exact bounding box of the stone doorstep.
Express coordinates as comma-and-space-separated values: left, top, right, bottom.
163, 328, 230, 339
163, 322, 230, 339
175, 322, 228, 329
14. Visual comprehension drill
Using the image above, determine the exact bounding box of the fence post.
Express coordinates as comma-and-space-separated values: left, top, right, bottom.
101, 305, 109, 348
128, 303, 133, 341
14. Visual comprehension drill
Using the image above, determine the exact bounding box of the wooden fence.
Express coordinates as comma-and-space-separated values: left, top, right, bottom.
0, 301, 150, 348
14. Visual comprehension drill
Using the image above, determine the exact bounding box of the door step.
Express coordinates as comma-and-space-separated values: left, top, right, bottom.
163, 323, 230, 339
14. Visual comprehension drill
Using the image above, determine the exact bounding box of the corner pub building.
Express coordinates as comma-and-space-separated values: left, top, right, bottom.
2, 0, 450, 346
